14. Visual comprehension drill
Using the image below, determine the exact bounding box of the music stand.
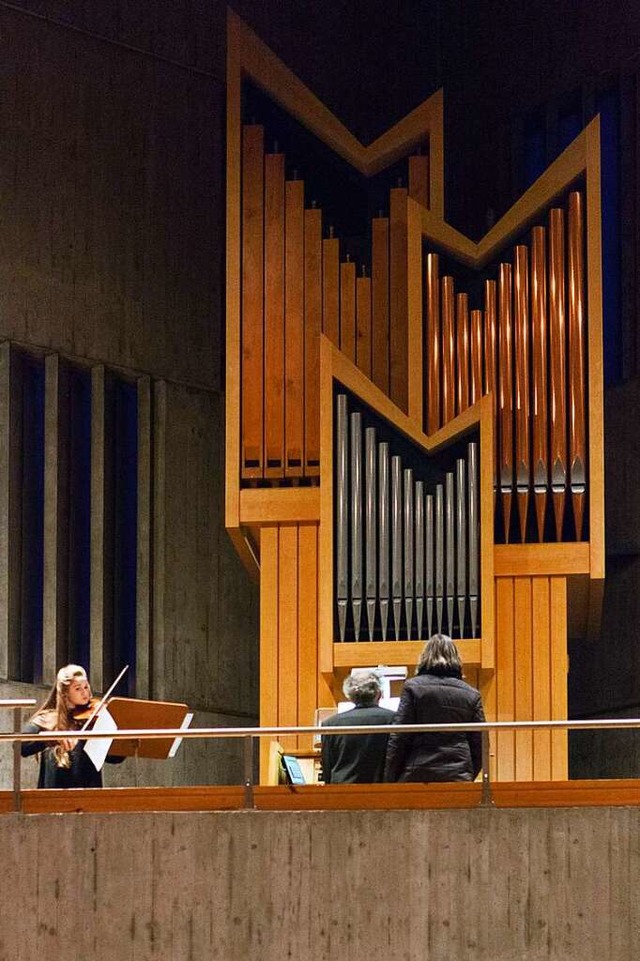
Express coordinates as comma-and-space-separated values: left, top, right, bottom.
88, 697, 192, 784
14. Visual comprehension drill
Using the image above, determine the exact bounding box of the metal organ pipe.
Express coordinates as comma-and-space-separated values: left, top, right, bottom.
334, 394, 481, 643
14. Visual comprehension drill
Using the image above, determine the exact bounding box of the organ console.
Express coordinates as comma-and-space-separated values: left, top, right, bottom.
225, 10, 604, 783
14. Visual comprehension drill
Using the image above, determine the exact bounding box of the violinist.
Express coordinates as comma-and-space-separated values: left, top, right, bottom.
21, 663, 124, 788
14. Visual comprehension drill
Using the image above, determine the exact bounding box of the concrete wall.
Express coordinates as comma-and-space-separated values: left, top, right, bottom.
0, 1, 259, 786
1, 806, 638, 960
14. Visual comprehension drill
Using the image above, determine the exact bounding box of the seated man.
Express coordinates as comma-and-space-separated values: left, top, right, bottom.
321, 670, 395, 783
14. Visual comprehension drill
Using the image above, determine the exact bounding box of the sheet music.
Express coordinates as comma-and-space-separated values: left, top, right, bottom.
83, 706, 117, 772
168, 712, 194, 758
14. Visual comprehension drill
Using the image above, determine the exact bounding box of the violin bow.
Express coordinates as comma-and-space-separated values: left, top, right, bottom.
79, 664, 130, 732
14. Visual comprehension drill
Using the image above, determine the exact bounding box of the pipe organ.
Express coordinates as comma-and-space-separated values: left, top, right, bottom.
226, 11, 604, 782
425, 190, 587, 544
335, 392, 480, 644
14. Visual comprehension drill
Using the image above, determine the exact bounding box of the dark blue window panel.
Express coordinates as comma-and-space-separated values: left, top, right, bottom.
68, 367, 92, 670
597, 87, 622, 386
20, 356, 45, 683
522, 111, 546, 191
112, 379, 138, 694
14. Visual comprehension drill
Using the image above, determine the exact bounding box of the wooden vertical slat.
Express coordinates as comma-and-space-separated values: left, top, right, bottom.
514, 577, 533, 780
0, 343, 20, 680
304, 207, 322, 474
298, 524, 319, 752
456, 292, 470, 414
241, 125, 265, 478
278, 525, 299, 752
152, 380, 167, 701
532, 576, 551, 780
470, 309, 483, 407
408, 154, 429, 208
259, 525, 279, 782
441, 276, 455, 425
426, 253, 440, 434
136, 375, 151, 700
339, 259, 356, 363
264, 152, 285, 478
356, 274, 372, 379
389, 187, 408, 412
43, 354, 69, 682
371, 217, 390, 395
285, 179, 305, 477
322, 235, 340, 346
479, 667, 498, 782
550, 575, 568, 780
90, 365, 106, 692
495, 577, 515, 780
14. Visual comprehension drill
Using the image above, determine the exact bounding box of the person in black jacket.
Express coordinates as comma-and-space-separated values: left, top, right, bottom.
321, 670, 395, 783
384, 634, 485, 783
21, 663, 123, 788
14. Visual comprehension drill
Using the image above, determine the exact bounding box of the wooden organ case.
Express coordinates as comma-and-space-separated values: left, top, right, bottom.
225, 11, 604, 782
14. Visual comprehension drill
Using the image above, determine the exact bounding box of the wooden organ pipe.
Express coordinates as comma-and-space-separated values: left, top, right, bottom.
304, 206, 322, 474
456, 292, 470, 415
241, 125, 264, 478
531, 226, 549, 541
356, 270, 373, 379
322, 230, 340, 347
549, 207, 567, 541
340, 258, 357, 364
470, 308, 483, 407
389, 188, 409, 412
264, 150, 285, 477
371, 217, 390, 396
568, 191, 587, 540
484, 279, 498, 508
442, 277, 456, 425
426, 253, 441, 434
284, 177, 304, 477
498, 263, 514, 541
484, 280, 498, 397
514, 245, 531, 542
334, 394, 480, 642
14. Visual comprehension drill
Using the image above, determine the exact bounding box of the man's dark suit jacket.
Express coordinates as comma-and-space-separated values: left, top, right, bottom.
321, 704, 396, 783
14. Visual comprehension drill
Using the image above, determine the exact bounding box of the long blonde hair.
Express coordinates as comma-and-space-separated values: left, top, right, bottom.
32, 664, 88, 732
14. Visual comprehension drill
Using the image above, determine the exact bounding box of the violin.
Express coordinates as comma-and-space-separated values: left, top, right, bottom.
55, 665, 129, 768
71, 697, 103, 724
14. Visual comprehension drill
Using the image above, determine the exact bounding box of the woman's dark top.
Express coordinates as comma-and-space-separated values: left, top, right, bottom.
21, 720, 122, 788
384, 671, 485, 783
